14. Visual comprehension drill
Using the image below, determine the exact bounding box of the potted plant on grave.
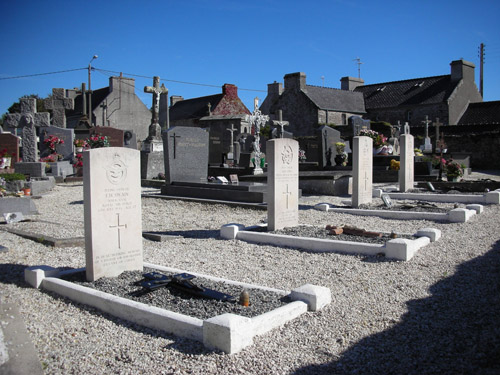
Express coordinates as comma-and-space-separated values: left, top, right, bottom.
334, 142, 348, 166
359, 129, 391, 155
43, 135, 64, 160
444, 159, 464, 181
74, 139, 88, 153
74, 153, 84, 176
0, 148, 14, 169
298, 149, 307, 163
86, 134, 110, 149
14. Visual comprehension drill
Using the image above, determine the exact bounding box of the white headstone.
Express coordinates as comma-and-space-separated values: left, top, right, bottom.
352, 136, 373, 207
84, 147, 143, 281
399, 134, 414, 192
267, 138, 299, 231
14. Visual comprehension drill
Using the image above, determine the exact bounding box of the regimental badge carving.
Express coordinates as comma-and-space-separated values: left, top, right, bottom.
105, 153, 128, 185
281, 145, 293, 164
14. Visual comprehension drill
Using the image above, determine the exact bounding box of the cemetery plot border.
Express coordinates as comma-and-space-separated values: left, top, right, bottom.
220, 224, 441, 261
25, 262, 330, 354
373, 188, 500, 205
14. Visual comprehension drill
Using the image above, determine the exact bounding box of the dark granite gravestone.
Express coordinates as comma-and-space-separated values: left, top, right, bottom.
208, 132, 223, 165
0, 133, 20, 164
91, 126, 124, 147
317, 126, 341, 168
349, 116, 370, 136
299, 138, 320, 164
39, 126, 74, 160
162, 126, 209, 184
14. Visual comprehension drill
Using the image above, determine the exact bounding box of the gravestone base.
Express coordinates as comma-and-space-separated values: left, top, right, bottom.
26, 177, 56, 196
161, 181, 267, 203
46, 161, 74, 179
14, 162, 46, 178
141, 151, 164, 180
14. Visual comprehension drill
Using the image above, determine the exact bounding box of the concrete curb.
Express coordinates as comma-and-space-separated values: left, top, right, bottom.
220, 224, 440, 261
373, 188, 500, 204
24, 264, 330, 354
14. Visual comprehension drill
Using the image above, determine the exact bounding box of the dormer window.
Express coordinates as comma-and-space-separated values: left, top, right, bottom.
414, 81, 424, 87
377, 86, 386, 92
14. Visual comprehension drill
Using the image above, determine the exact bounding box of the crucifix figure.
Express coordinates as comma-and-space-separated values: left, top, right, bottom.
272, 109, 289, 138
226, 123, 237, 154
207, 102, 212, 116
169, 133, 181, 159
422, 115, 431, 139
283, 184, 292, 209
245, 97, 269, 175
44, 88, 74, 128
109, 213, 127, 249
144, 76, 168, 140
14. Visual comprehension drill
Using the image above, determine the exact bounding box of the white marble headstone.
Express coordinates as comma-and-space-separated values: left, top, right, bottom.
267, 138, 299, 231
84, 147, 143, 281
352, 136, 373, 207
399, 134, 414, 192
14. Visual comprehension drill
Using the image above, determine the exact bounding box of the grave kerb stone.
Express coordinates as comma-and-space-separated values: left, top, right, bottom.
84, 147, 143, 281
267, 138, 299, 231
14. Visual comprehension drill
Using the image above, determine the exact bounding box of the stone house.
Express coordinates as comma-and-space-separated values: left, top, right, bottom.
260, 72, 366, 137
351, 59, 483, 126
65, 75, 151, 142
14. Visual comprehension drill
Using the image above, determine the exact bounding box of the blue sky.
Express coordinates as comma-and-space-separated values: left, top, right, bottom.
1, 0, 499, 119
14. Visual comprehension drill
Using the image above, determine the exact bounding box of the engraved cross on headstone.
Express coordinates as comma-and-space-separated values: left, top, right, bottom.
144, 76, 168, 140
272, 109, 289, 138
169, 133, 181, 159
3, 98, 50, 132
109, 213, 127, 249
283, 184, 292, 209
363, 170, 369, 191
44, 88, 74, 128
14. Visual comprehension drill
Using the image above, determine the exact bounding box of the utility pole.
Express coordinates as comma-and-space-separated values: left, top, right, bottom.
88, 55, 98, 126
353, 57, 363, 78
478, 43, 485, 98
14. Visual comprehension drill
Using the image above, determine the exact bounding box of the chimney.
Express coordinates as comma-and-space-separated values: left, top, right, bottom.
109, 76, 135, 94
450, 59, 475, 82
284, 72, 306, 91
268, 81, 283, 98
170, 96, 184, 106
340, 76, 364, 91
222, 83, 238, 98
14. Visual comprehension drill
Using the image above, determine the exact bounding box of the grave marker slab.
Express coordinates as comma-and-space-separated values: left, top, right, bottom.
0, 133, 20, 164
163, 126, 209, 184
39, 126, 74, 160
399, 133, 414, 192
352, 136, 373, 207
84, 147, 143, 281
317, 125, 341, 168
267, 138, 299, 231
92, 126, 124, 147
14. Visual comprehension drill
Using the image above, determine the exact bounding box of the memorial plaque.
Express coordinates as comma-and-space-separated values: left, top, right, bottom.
399, 134, 414, 192
381, 194, 393, 208
163, 126, 209, 184
352, 136, 373, 207
84, 147, 143, 281
267, 138, 299, 231
229, 174, 239, 184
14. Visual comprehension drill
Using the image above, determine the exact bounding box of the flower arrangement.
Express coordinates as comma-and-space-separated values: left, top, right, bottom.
390, 159, 400, 171
87, 134, 110, 148
298, 149, 307, 162
40, 154, 61, 163
74, 139, 88, 148
43, 135, 64, 153
0, 148, 14, 159
445, 159, 464, 178
414, 148, 423, 156
335, 142, 346, 155
359, 129, 388, 148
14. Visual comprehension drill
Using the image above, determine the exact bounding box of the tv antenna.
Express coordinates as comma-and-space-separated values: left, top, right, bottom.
353, 57, 363, 78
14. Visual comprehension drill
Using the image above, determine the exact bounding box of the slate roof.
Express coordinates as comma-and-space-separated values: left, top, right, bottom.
458, 101, 500, 125
304, 85, 366, 113
355, 75, 458, 109
66, 87, 110, 116
169, 94, 223, 122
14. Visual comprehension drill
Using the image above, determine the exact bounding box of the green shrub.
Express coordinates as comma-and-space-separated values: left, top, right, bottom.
1, 173, 26, 182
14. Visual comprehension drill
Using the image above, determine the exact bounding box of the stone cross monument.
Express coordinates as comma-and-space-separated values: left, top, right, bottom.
421, 115, 432, 153
245, 97, 269, 175
44, 88, 74, 128
144, 76, 168, 141
433, 118, 443, 151
3, 98, 50, 132
20, 114, 38, 162
272, 109, 289, 138
226, 123, 237, 156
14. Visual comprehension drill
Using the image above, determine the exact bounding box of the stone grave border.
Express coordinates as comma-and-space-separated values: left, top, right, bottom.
24, 262, 330, 354
373, 188, 500, 205
220, 224, 441, 261
314, 202, 483, 223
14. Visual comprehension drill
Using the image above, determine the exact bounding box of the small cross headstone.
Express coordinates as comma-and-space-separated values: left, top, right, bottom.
3, 98, 50, 133
381, 194, 393, 208
84, 147, 143, 281
44, 88, 74, 128
267, 138, 299, 231
144, 76, 168, 141
403, 122, 410, 134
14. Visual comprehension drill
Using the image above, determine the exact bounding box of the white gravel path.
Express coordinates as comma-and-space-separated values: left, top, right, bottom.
1, 177, 499, 374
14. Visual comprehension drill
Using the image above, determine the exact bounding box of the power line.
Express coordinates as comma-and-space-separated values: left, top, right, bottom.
0, 67, 87, 80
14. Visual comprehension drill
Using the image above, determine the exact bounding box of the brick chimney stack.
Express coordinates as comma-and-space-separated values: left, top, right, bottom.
222, 84, 238, 99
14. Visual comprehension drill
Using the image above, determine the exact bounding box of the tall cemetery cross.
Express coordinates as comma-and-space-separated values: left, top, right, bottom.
272, 109, 289, 138
144, 76, 168, 140
433, 118, 443, 150
245, 97, 269, 174
226, 123, 237, 154
3, 98, 50, 131
422, 115, 431, 139
44, 88, 74, 128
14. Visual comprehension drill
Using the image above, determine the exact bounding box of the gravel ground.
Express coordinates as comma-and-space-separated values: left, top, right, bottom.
1, 175, 500, 374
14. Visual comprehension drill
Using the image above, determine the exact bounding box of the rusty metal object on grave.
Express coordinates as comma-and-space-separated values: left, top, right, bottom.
239, 290, 250, 307
138, 272, 235, 302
